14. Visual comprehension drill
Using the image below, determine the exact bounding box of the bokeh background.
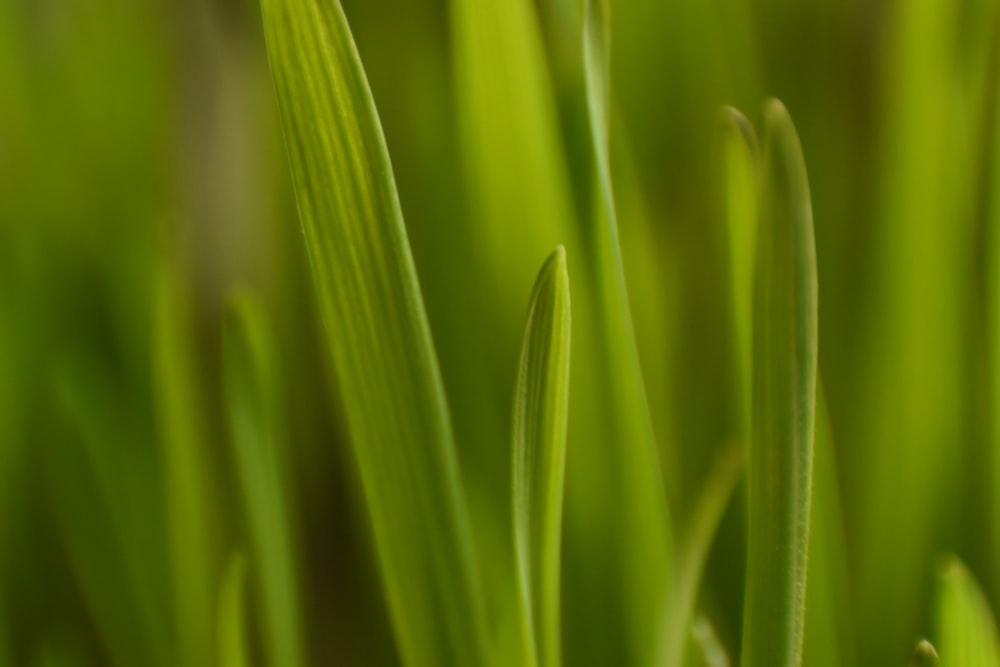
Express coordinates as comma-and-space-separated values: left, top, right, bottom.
1, 0, 997, 664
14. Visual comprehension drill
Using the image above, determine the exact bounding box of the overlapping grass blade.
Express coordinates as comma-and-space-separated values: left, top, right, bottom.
50, 359, 170, 667
686, 616, 731, 667
259, 1, 489, 664
740, 99, 818, 667
934, 558, 1000, 666
223, 293, 304, 667
720, 106, 759, 435
659, 444, 744, 667
512, 247, 572, 667
855, 1, 994, 659
216, 553, 249, 667
802, 384, 855, 667
909, 640, 940, 667
582, 0, 675, 662
152, 251, 216, 667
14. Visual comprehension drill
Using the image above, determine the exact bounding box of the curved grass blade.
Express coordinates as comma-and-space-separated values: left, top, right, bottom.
659, 444, 745, 667
802, 383, 855, 667
512, 247, 571, 667
740, 99, 818, 667
223, 293, 304, 667
259, 1, 489, 664
934, 558, 1000, 666
686, 616, 731, 667
909, 640, 940, 667
582, 0, 675, 661
216, 553, 249, 667
720, 106, 759, 437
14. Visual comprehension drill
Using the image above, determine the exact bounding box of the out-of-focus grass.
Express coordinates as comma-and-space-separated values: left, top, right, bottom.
3, 0, 1000, 664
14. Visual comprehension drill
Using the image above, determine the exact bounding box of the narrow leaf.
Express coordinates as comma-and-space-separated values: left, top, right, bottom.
582, 0, 675, 661
720, 106, 759, 437
740, 99, 818, 667
216, 553, 249, 667
152, 250, 216, 667
512, 247, 572, 667
260, 1, 489, 665
659, 444, 745, 667
934, 557, 1000, 666
686, 616, 731, 667
909, 640, 940, 667
223, 293, 304, 667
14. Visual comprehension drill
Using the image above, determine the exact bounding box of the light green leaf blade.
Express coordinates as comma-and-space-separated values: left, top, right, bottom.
152, 249, 216, 667
685, 616, 731, 667
934, 558, 1000, 667
802, 383, 855, 667
223, 293, 305, 667
909, 640, 940, 667
582, 0, 675, 662
259, 1, 489, 665
659, 444, 745, 667
720, 106, 759, 437
740, 99, 818, 667
512, 247, 572, 667
216, 553, 249, 667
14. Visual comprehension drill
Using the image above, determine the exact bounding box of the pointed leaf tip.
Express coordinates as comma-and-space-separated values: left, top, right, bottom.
513, 246, 572, 667
909, 640, 939, 667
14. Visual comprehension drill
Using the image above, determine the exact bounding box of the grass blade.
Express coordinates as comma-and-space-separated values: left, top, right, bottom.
223, 293, 304, 667
720, 106, 759, 437
686, 616, 731, 667
152, 250, 216, 667
740, 99, 818, 667
659, 444, 745, 667
216, 553, 249, 667
582, 0, 675, 662
934, 558, 1000, 666
909, 640, 940, 667
802, 383, 855, 667
259, 1, 489, 664
512, 247, 572, 667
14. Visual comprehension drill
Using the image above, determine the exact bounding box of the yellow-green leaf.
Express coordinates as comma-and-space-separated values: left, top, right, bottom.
259, 0, 489, 665
934, 558, 1000, 666
909, 640, 940, 667
216, 553, 249, 667
223, 293, 305, 667
512, 247, 572, 667
582, 0, 675, 661
741, 99, 818, 667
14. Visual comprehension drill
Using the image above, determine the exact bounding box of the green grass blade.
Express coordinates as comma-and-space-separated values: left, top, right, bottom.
216, 553, 249, 667
152, 251, 216, 667
659, 444, 745, 667
223, 293, 304, 667
802, 383, 855, 667
512, 247, 572, 667
934, 558, 1000, 667
909, 640, 940, 667
259, 1, 489, 664
720, 106, 759, 437
740, 99, 818, 667
686, 616, 731, 667
582, 0, 675, 661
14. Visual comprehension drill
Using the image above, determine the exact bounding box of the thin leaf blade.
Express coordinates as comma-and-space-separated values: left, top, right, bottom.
582, 1, 675, 662
222, 293, 305, 667
259, 0, 489, 665
512, 247, 572, 667
216, 553, 249, 667
740, 99, 818, 667
934, 558, 1000, 667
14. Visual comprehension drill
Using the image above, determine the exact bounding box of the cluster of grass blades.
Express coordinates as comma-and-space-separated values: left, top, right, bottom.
256, 0, 1000, 665
6, 0, 1000, 664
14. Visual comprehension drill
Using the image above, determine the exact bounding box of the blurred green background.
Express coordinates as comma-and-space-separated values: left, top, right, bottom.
1, 0, 998, 664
